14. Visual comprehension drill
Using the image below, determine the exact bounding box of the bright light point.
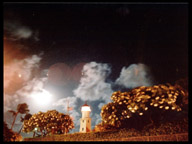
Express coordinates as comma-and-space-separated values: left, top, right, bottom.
155, 97, 160, 100
139, 112, 143, 115
18, 74, 22, 78
81, 106, 91, 111
131, 110, 135, 113
154, 103, 158, 107
165, 106, 169, 110
31, 89, 52, 106
159, 105, 163, 108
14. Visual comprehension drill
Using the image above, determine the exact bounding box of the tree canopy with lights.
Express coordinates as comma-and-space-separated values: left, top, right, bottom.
22, 110, 74, 136
99, 82, 187, 131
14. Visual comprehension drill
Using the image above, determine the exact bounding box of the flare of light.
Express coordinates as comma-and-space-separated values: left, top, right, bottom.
154, 103, 158, 107
139, 112, 143, 115
18, 74, 22, 78
31, 89, 52, 105
159, 105, 163, 109
165, 106, 169, 110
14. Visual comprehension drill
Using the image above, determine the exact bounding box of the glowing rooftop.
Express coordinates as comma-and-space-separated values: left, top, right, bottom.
81, 104, 91, 111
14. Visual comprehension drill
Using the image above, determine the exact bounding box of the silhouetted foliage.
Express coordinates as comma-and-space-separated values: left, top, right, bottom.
8, 103, 29, 130
19, 113, 32, 134
3, 121, 22, 141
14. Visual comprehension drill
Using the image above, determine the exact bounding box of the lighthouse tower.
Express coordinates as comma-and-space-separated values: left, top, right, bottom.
79, 102, 91, 133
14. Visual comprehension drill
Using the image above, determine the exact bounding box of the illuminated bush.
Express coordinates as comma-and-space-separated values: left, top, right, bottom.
23, 110, 74, 136
94, 121, 117, 132
100, 83, 187, 130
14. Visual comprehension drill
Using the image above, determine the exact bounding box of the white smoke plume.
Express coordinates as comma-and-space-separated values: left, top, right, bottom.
4, 21, 39, 41
115, 63, 154, 89
73, 62, 113, 103
15, 77, 48, 98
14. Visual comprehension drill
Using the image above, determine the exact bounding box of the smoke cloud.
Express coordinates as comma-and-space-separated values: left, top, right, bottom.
15, 77, 48, 98
4, 21, 39, 41
115, 63, 154, 89
73, 62, 113, 103
4, 54, 42, 90
3, 53, 45, 115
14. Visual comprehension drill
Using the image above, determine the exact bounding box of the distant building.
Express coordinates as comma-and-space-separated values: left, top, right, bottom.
79, 102, 91, 133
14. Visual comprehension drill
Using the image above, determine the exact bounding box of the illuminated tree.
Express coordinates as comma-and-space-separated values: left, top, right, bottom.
8, 103, 29, 130
100, 83, 186, 130
22, 110, 74, 137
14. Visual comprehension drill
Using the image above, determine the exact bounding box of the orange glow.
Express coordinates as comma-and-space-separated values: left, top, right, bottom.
155, 97, 160, 100
4, 38, 27, 93
131, 110, 135, 113
139, 112, 143, 115
159, 105, 163, 109
154, 103, 158, 107
165, 106, 169, 110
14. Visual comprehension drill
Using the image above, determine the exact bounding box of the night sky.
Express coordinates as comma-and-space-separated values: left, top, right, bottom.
3, 2, 188, 136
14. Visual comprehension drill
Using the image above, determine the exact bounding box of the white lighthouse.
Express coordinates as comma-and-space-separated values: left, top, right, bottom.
79, 102, 91, 133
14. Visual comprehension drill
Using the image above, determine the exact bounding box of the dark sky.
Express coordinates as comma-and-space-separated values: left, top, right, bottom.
4, 3, 188, 84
